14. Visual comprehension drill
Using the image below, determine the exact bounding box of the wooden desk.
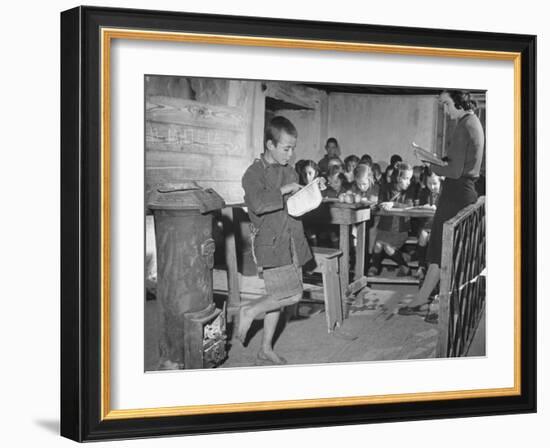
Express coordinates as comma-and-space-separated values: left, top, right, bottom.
324, 201, 372, 296
373, 206, 436, 218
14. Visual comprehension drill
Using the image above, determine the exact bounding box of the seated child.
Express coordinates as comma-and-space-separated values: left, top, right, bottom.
348, 163, 380, 263
344, 155, 360, 183
407, 165, 424, 201
327, 156, 344, 173
310, 165, 345, 248
297, 160, 322, 245
298, 160, 319, 185
389, 154, 403, 169
407, 165, 424, 235
323, 165, 347, 198
294, 159, 306, 180
348, 163, 379, 202
372, 163, 383, 186
383, 165, 395, 186
318, 137, 341, 176
359, 154, 373, 167
368, 162, 414, 277
415, 167, 441, 280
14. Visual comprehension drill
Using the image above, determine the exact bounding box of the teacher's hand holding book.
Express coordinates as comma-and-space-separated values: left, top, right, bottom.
411, 141, 448, 167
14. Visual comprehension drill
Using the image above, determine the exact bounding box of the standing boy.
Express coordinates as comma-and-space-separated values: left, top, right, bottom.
239, 116, 312, 365
318, 137, 341, 176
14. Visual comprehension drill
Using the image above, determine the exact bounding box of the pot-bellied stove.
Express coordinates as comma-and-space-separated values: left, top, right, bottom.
149, 182, 226, 370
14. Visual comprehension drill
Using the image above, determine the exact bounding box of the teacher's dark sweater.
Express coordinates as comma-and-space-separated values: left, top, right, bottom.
433, 113, 484, 179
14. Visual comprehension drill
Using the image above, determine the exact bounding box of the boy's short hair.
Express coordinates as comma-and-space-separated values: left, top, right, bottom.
325, 137, 339, 147
327, 166, 346, 187
390, 154, 403, 166
327, 164, 344, 179
395, 162, 413, 178
353, 163, 374, 182
422, 166, 440, 181
360, 154, 373, 166
344, 155, 360, 168
264, 116, 298, 147
328, 157, 344, 167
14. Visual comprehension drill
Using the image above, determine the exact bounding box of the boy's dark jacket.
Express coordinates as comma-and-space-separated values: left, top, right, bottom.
242, 157, 312, 268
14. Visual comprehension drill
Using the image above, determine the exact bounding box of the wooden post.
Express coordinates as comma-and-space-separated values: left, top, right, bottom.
323, 253, 343, 332
436, 220, 454, 358
339, 224, 350, 300
354, 221, 366, 281
221, 207, 241, 317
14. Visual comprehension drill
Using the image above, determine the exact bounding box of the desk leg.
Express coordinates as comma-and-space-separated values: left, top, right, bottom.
339, 224, 350, 296
354, 221, 366, 281
221, 207, 241, 316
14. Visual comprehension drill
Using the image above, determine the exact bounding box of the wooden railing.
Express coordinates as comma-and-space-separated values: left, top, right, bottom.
437, 197, 486, 357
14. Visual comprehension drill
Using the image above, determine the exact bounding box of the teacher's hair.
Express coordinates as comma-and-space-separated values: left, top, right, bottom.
443, 89, 478, 111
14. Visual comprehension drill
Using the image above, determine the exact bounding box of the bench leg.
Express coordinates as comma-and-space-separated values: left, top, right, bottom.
355, 221, 366, 281
322, 257, 343, 332
339, 224, 350, 299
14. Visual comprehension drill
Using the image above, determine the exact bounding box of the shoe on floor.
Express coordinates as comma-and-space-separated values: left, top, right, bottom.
396, 265, 411, 277
424, 312, 439, 324
415, 267, 426, 281
367, 266, 379, 276
397, 303, 429, 316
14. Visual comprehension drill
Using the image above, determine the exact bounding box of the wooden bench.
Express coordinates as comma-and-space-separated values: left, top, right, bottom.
310, 247, 345, 333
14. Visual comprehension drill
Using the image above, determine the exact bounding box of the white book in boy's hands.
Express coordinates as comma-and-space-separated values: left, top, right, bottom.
411, 142, 447, 167
287, 178, 323, 217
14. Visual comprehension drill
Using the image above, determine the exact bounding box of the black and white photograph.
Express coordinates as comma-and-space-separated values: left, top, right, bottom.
144, 75, 487, 371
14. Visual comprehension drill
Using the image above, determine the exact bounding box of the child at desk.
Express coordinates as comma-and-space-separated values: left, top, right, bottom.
415, 167, 442, 280
407, 165, 425, 235
348, 163, 379, 202
297, 159, 320, 186
323, 165, 347, 198
346, 164, 379, 262
407, 165, 424, 201
372, 163, 383, 187
343, 155, 360, 183
368, 162, 414, 277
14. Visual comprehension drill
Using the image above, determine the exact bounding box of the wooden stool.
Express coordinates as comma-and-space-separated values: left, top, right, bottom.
311, 247, 344, 333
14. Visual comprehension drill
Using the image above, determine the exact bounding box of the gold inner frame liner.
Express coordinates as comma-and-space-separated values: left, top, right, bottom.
99, 28, 522, 420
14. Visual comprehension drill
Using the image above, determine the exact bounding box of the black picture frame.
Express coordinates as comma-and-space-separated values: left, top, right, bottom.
61, 5, 536, 442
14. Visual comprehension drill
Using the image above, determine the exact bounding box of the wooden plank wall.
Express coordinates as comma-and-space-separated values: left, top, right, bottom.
145, 77, 264, 205
264, 82, 327, 163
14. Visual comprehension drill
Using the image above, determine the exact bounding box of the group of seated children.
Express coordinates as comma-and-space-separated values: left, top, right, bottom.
367, 163, 441, 280
295, 138, 442, 280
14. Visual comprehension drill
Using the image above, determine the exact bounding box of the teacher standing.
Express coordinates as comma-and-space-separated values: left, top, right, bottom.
399, 90, 485, 318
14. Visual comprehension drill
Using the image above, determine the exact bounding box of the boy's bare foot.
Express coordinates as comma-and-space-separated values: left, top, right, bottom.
257, 348, 287, 365
237, 306, 255, 344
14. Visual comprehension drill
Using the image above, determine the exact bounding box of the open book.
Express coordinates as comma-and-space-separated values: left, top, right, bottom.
411, 142, 447, 167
